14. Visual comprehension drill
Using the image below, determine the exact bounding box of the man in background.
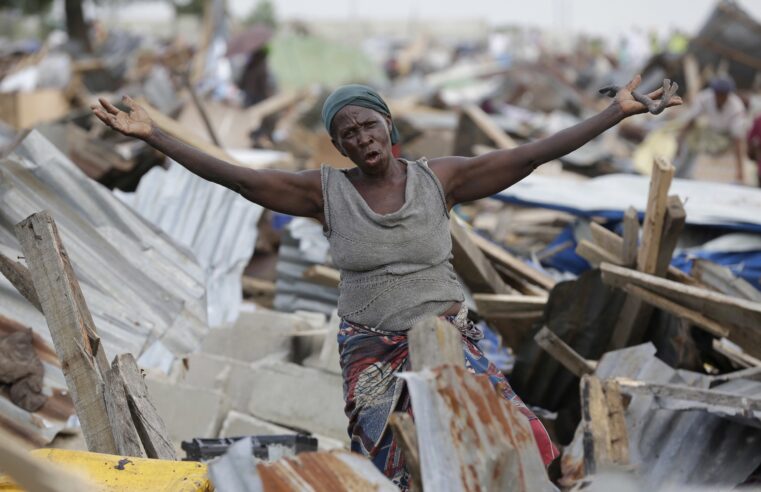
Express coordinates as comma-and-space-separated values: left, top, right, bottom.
675, 77, 747, 183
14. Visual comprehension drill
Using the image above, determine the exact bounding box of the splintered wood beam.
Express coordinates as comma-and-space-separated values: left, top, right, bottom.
408, 317, 464, 371
389, 413, 423, 492
621, 206, 639, 267
0, 250, 41, 311
474, 293, 547, 319
601, 262, 761, 359
465, 224, 556, 291
112, 354, 177, 460
580, 376, 630, 475
534, 326, 595, 378
15, 212, 116, 454
449, 216, 514, 295
104, 366, 146, 458
302, 265, 340, 289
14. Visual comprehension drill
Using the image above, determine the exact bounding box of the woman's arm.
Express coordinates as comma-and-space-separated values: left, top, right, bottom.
430, 75, 682, 207
92, 97, 324, 221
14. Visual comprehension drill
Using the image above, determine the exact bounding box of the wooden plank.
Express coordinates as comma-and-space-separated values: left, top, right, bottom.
112, 354, 177, 460
104, 366, 146, 458
580, 376, 630, 475
534, 326, 595, 378
0, 250, 41, 311
609, 159, 675, 349
624, 284, 729, 338
589, 222, 623, 260
241, 276, 276, 297
601, 262, 761, 359
0, 427, 95, 492
15, 211, 116, 455
465, 224, 556, 291
601, 380, 629, 466
493, 263, 548, 297
576, 239, 622, 267
712, 338, 761, 368
710, 366, 761, 386
389, 413, 422, 492
615, 377, 761, 412
449, 216, 514, 295
653, 195, 685, 277
474, 293, 547, 319
302, 265, 340, 289
137, 98, 244, 166
408, 317, 463, 371
637, 157, 675, 275
621, 206, 639, 267
452, 104, 515, 157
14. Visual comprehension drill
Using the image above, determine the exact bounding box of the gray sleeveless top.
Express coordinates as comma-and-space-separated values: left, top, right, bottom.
320, 158, 464, 331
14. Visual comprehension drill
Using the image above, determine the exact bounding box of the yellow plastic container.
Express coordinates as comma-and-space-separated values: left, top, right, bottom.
0, 449, 213, 491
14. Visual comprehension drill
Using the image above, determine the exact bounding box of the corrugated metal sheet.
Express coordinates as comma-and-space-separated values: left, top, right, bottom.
496, 173, 761, 231
115, 159, 264, 327
400, 365, 555, 492
274, 218, 339, 316
0, 130, 208, 364
208, 438, 396, 491
0, 314, 74, 447
561, 343, 761, 490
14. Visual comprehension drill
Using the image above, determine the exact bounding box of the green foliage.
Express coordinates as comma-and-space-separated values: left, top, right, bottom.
170, 0, 204, 16
245, 0, 276, 28
0, 0, 55, 15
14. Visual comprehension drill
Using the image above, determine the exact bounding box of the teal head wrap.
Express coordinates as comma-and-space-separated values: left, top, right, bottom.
321, 84, 400, 144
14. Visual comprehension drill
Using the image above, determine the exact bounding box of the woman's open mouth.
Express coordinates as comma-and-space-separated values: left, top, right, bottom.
365, 150, 381, 164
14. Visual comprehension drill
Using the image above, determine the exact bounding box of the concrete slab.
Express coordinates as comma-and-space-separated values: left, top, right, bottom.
180, 353, 256, 413
246, 362, 348, 444
145, 377, 225, 448
200, 308, 307, 363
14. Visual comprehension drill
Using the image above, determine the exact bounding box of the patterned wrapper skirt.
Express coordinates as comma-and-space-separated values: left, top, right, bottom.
337, 313, 559, 490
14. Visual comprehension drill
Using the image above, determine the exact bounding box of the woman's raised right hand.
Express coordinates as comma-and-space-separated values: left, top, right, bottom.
91, 95, 154, 140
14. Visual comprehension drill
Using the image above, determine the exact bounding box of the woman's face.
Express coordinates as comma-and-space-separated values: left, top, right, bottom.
331, 105, 394, 174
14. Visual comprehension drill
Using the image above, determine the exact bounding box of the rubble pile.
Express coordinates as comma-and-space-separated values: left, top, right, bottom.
0, 0, 761, 490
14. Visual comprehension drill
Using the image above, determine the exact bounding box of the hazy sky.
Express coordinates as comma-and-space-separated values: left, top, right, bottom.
227, 0, 761, 38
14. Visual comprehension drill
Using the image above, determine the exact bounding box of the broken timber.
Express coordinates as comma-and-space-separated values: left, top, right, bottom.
535, 326, 595, 377
15, 211, 117, 454
609, 158, 677, 349
104, 365, 145, 458
0, 249, 41, 311
462, 220, 556, 291
452, 104, 516, 157
302, 265, 341, 289
408, 316, 463, 371
389, 413, 423, 492
112, 354, 177, 460
473, 293, 547, 319
580, 375, 630, 475
601, 262, 761, 359
449, 216, 514, 295
615, 377, 761, 413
